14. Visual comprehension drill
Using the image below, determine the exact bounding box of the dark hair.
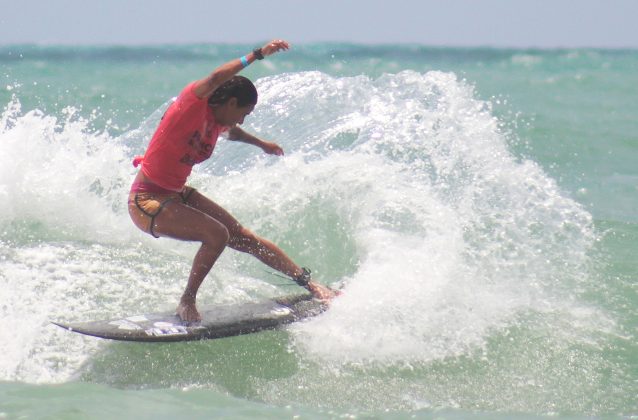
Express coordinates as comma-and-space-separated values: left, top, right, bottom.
208, 75, 258, 107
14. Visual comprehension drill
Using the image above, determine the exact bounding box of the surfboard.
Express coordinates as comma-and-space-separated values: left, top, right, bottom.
52, 293, 325, 342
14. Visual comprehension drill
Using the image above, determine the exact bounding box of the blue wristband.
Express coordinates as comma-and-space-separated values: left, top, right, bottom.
240, 55, 249, 68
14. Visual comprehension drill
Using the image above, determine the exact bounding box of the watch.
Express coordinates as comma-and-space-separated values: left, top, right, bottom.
252, 48, 264, 60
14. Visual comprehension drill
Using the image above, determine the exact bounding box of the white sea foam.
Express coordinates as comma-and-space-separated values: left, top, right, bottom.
0, 97, 169, 382
232, 71, 602, 364
0, 97, 133, 242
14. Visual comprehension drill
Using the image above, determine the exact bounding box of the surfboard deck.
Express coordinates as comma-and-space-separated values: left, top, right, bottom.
52, 293, 325, 342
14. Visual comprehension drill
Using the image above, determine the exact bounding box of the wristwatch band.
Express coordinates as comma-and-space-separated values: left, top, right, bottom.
253, 48, 264, 60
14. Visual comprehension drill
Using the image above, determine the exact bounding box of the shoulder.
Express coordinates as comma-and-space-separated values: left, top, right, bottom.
169, 82, 207, 116
178, 82, 207, 104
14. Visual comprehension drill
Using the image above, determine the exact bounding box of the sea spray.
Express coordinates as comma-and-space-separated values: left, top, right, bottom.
0, 97, 132, 242
0, 97, 183, 382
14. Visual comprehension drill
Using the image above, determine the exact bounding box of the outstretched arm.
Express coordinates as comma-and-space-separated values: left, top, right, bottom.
193, 39, 290, 100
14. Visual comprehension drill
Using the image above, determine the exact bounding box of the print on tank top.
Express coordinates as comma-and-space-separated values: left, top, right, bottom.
179, 121, 215, 166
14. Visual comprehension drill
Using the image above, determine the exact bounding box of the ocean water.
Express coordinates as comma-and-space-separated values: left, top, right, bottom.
0, 44, 636, 419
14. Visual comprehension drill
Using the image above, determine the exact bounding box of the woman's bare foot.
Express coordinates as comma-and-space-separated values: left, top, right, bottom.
176, 299, 202, 323
308, 281, 339, 301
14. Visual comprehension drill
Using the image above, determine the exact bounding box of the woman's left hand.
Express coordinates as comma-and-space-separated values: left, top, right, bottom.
261, 141, 284, 156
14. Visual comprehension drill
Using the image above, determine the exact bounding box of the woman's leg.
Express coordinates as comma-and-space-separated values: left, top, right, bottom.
151, 199, 230, 322
184, 189, 305, 279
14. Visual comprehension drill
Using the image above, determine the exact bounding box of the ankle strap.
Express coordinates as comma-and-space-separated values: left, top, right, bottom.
293, 267, 312, 288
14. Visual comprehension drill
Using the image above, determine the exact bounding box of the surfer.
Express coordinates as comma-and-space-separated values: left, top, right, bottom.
128, 39, 336, 322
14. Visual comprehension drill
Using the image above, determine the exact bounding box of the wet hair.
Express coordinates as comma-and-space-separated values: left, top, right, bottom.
208, 75, 258, 107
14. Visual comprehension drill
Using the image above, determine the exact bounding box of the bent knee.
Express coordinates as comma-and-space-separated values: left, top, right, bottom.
203, 222, 230, 248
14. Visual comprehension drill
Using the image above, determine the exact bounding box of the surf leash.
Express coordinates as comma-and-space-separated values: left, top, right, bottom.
264, 268, 311, 289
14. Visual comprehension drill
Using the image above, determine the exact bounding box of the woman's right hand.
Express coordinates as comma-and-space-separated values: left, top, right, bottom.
260, 39, 290, 57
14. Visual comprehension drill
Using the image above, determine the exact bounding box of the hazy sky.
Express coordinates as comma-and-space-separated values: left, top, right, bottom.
1, 0, 637, 48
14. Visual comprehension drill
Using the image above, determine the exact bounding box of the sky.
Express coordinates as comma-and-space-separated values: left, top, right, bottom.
1, 0, 637, 49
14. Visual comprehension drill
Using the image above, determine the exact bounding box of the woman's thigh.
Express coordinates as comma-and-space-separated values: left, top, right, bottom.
183, 190, 254, 248
184, 190, 241, 229
153, 198, 229, 244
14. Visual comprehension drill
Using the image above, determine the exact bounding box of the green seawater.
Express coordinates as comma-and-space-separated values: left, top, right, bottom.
1, 44, 637, 419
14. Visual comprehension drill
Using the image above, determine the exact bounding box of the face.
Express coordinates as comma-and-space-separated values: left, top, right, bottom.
215, 97, 255, 126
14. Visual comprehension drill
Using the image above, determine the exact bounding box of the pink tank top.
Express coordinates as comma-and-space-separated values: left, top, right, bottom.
133, 82, 228, 191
